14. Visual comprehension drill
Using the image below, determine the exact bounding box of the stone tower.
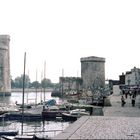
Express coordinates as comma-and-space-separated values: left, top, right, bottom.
81, 56, 105, 90
0, 35, 11, 96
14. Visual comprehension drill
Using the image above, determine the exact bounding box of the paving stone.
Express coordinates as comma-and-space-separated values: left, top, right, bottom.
53, 94, 140, 139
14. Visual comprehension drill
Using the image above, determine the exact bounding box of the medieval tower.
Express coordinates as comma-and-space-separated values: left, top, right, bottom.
0, 35, 11, 96
81, 56, 105, 90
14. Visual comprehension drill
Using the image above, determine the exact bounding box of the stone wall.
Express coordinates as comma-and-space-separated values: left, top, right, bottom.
0, 35, 11, 96
59, 77, 82, 92
81, 56, 105, 90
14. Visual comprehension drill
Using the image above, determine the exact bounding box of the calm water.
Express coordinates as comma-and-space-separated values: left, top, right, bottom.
0, 91, 61, 105
0, 92, 70, 138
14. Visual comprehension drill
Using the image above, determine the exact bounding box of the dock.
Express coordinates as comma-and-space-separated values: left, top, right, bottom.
53, 94, 140, 139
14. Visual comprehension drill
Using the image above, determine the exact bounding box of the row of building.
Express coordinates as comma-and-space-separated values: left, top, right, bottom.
108, 67, 140, 95
59, 63, 140, 95
119, 67, 140, 88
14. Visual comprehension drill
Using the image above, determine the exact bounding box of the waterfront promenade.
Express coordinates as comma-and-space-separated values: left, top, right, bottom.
53, 94, 140, 139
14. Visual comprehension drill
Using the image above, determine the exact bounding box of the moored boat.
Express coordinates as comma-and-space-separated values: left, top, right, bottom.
42, 105, 68, 120
62, 109, 90, 121
51, 90, 62, 97
38, 99, 56, 106
0, 130, 18, 136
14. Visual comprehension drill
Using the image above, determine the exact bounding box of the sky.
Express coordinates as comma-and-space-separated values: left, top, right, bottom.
0, 0, 140, 83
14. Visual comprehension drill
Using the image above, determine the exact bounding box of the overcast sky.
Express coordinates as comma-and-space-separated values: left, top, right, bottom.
0, 0, 140, 83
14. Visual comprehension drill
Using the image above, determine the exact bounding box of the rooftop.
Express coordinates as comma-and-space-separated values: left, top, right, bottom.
80, 56, 105, 62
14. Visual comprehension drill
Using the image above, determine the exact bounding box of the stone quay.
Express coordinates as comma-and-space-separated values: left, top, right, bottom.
53, 94, 140, 139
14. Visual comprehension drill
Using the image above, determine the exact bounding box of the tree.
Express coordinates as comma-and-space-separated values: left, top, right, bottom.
11, 75, 59, 89
11, 78, 15, 88
41, 78, 53, 88
30, 81, 40, 88
14, 75, 30, 88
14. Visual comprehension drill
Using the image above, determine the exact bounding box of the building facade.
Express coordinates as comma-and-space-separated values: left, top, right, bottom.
125, 67, 140, 86
59, 77, 82, 93
119, 73, 125, 85
80, 56, 105, 90
0, 35, 11, 96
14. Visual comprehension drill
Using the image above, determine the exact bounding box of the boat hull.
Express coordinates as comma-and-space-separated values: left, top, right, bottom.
0, 130, 18, 136
51, 90, 62, 97
42, 111, 60, 120
62, 113, 77, 122
4, 113, 42, 121
42, 110, 67, 120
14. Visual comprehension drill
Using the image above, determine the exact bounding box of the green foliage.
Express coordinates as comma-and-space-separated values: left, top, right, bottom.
11, 75, 58, 89
41, 78, 53, 88
11, 74, 30, 88
30, 81, 40, 88
53, 83, 61, 89
11, 78, 15, 88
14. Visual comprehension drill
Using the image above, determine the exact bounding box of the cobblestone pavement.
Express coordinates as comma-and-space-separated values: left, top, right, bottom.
108, 94, 140, 108
103, 94, 140, 117
53, 94, 140, 139
70, 116, 140, 139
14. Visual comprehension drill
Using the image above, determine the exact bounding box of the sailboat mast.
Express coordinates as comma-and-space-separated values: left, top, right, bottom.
35, 69, 38, 105
62, 69, 64, 99
40, 71, 43, 102
44, 61, 46, 79
26, 70, 29, 104
43, 61, 46, 102
21, 52, 26, 135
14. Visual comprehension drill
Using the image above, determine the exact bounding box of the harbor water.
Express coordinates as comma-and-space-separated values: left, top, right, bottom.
0, 92, 71, 138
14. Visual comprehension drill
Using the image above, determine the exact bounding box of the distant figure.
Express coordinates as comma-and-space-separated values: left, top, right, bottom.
122, 90, 125, 95
125, 91, 128, 99
134, 90, 137, 97
89, 107, 93, 115
15, 101, 17, 105
121, 96, 125, 107
132, 95, 136, 107
43, 105, 45, 111
129, 90, 132, 98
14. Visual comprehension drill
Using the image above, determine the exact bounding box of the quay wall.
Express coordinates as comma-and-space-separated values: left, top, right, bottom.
11, 88, 53, 93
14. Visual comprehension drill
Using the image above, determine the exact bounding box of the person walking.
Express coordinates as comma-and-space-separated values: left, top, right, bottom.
121, 96, 125, 107
132, 94, 136, 107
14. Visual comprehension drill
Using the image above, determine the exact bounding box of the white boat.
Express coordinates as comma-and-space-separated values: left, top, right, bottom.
62, 109, 90, 121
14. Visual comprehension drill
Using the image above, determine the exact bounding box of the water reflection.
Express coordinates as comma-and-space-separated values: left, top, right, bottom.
9, 92, 61, 105
0, 120, 70, 138
0, 92, 70, 138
